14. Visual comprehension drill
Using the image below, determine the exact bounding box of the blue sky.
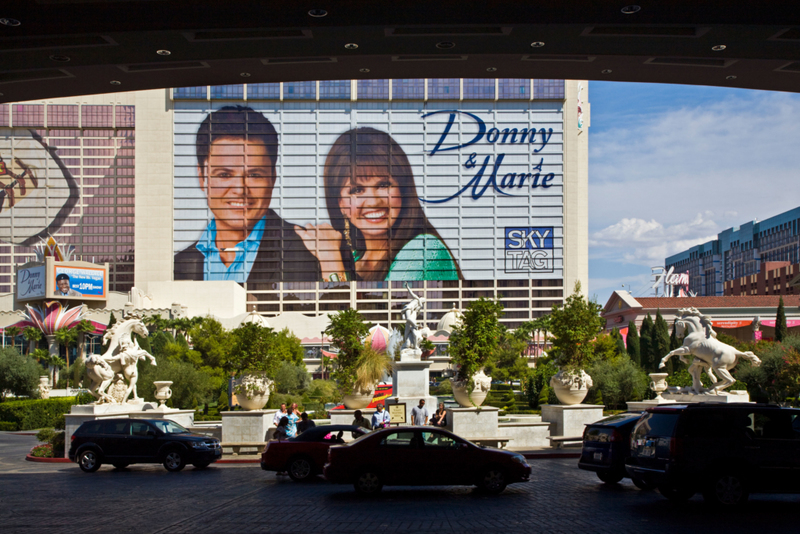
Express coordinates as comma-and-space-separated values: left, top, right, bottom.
587, 81, 800, 305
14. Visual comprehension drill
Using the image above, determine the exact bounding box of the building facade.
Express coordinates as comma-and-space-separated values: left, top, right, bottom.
1, 78, 589, 334
665, 207, 800, 297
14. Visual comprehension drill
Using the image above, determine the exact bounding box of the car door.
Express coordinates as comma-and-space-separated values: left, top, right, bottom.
99, 420, 130, 460
376, 430, 424, 485
121, 421, 161, 462
419, 430, 469, 485
749, 409, 797, 492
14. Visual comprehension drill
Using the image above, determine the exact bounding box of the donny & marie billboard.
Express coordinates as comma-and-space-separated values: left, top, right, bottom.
173, 103, 563, 283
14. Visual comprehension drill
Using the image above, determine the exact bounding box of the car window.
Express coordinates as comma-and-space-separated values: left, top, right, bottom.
681, 410, 746, 439
129, 421, 152, 437
380, 431, 417, 448
101, 421, 129, 435
79, 421, 103, 434
150, 420, 188, 434
633, 412, 679, 439
752, 411, 794, 440
421, 431, 459, 448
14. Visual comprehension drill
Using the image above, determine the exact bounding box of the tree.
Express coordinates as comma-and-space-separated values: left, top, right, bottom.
0, 347, 40, 401
272, 328, 305, 367
639, 313, 654, 372
653, 310, 671, 373
226, 323, 282, 377
74, 319, 94, 361
483, 328, 531, 383
274, 361, 311, 394
23, 327, 42, 356
4, 326, 21, 352
588, 356, 649, 409
626, 321, 641, 366
547, 281, 604, 374
324, 309, 370, 394
776, 296, 788, 342
188, 318, 230, 368
137, 357, 214, 409
611, 328, 627, 357
448, 298, 505, 384
669, 320, 681, 351
53, 327, 78, 389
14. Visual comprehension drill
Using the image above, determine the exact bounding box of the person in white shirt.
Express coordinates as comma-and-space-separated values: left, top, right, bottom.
272, 403, 287, 427
371, 404, 391, 429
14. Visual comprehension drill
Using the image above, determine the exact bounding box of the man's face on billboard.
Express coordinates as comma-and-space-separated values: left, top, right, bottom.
57, 278, 70, 293
198, 137, 276, 239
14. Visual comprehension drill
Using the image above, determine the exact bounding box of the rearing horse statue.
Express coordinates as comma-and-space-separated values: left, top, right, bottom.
659, 307, 760, 395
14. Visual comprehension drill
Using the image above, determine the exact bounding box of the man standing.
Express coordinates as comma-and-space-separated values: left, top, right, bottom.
371, 403, 391, 429
297, 412, 316, 434
410, 399, 429, 426
272, 403, 288, 428
54, 273, 81, 296
174, 106, 320, 283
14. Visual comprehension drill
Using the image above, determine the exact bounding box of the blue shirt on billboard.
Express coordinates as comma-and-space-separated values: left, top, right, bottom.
195, 216, 266, 283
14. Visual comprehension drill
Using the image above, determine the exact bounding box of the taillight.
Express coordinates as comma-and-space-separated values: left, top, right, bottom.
610, 429, 622, 443
669, 437, 682, 457
71, 435, 75, 441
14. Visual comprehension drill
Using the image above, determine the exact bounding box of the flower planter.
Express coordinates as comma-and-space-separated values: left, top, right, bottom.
550, 369, 592, 405
342, 387, 374, 409
452, 369, 492, 407
235, 373, 273, 411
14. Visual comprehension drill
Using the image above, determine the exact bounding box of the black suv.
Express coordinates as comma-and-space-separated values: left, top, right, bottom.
579, 412, 655, 489
625, 403, 800, 505
68, 418, 221, 472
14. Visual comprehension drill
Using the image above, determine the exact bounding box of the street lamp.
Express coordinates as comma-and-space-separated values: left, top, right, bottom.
320, 330, 325, 380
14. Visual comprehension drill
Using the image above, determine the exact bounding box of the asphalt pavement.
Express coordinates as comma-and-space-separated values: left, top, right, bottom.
1, 432, 797, 534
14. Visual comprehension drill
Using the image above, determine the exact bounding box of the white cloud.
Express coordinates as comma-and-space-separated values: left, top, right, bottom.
590, 213, 719, 265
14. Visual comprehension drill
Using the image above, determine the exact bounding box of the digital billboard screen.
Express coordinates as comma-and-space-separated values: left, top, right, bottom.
52, 263, 106, 299
173, 103, 564, 283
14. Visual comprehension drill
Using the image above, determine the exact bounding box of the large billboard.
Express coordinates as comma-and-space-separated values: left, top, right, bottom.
173, 103, 563, 283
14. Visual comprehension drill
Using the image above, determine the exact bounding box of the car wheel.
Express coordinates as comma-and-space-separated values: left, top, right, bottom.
111, 463, 129, 470
658, 483, 695, 502
597, 471, 624, 484
163, 450, 186, 472
192, 461, 211, 469
287, 456, 314, 482
78, 449, 101, 473
632, 476, 657, 491
353, 470, 383, 495
703, 473, 749, 506
478, 468, 508, 494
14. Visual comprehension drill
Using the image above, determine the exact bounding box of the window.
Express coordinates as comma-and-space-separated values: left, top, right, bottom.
380, 431, 417, 447
421, 431, 459, 448
129, 421, 152, 436
210, 84, 244, 100
101, 421, 129, 434
248, 83, 280, 99
173, 86, 208, 99
319, 80, 351, 100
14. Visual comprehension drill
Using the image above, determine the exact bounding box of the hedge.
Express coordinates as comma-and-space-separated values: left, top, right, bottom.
0, 397, 79, 431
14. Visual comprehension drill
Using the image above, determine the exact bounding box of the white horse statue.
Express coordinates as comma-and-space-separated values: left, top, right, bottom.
659, 307, 760, 395
400, 283, 426, 352
86, 314, 157, 404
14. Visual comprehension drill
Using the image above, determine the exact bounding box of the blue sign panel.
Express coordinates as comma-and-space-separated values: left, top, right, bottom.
504, 227, 554, 274
53, 266, 105, 298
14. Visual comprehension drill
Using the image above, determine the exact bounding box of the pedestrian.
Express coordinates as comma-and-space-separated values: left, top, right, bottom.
430, 402, 447, 427
352, 410, 372, 437
371, 403, 391, 429
297, 412, 316, 434
272, 416, 290, 476
286, 403, 300, 437
272, 403, 288, 427
411, 399, 429, 426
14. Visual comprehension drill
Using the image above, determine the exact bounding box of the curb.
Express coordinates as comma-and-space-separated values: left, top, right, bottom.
26, 454, 71, 463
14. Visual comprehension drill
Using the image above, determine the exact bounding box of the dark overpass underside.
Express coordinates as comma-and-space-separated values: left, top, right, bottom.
1, 1, 800, 103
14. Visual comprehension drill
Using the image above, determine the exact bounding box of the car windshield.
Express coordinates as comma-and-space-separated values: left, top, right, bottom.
150, 420, 189, 434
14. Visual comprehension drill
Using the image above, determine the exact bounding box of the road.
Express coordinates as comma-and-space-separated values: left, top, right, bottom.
1, 432, 797, 534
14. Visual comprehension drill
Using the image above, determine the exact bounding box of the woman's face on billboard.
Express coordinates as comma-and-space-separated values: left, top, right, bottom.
198, 137, 275, 237
338, 172, 402, 238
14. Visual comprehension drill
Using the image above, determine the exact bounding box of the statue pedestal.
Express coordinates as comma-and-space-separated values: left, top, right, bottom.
662, 390, 751, 403
221, 409, 278, 448
64, 402, 196, 458
626, 399, 676, 412
447, 406, 499, 438
540, 404, 605, 438
385, 358, 437, 425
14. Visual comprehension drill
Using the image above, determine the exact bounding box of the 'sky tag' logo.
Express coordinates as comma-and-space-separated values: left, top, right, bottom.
504, 226, 554, 274
0, 154, 38, 212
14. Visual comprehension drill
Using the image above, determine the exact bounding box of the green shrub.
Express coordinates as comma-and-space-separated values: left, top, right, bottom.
29, 443, 53, 458
0, 397, 78, 431
0, 421, 18, 431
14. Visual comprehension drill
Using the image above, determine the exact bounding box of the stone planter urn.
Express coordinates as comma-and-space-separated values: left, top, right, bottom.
649, 373, 669, 401
452, 369, 492, 407
153, 381, 173, 407
342, 386, 374, 410
550, 369, 593, 405
38, 376, 51, 400
235, 374, 273, 411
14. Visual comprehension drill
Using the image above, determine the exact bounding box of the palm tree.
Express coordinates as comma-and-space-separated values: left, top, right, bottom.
4, 326, 21, 352
74, 319, 95, 361
54, 327, 78, 390
23, 326, 42, 356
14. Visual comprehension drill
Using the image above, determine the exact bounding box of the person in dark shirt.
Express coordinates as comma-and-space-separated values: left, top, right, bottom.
297, 412, 316, 434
